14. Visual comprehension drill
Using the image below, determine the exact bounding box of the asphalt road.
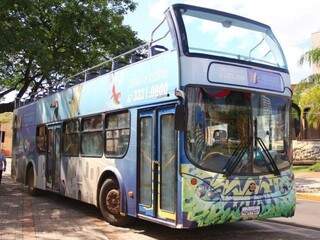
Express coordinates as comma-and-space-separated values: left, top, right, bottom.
272, 199, 320, 230
1, 184, 320, 240
1, 159, 320, 240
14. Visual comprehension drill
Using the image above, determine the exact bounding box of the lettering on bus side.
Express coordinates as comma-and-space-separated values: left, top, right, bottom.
128, 83, 169, 103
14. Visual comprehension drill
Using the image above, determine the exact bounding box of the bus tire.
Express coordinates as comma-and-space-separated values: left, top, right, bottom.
99, 178, 129, 226
27, 166, 38, 196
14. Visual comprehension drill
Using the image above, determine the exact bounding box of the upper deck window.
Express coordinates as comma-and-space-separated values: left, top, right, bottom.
179, 8, 287, 69
150, 19, 175, 55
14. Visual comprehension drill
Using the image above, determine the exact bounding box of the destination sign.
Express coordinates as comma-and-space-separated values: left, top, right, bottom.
208, 63, 284, 92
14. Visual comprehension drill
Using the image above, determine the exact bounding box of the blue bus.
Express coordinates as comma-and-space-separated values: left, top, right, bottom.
11, 4, 295, 228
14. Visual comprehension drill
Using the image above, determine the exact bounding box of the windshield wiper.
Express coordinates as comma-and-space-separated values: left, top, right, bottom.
253, 117, 281, 176
256, 137, 280, 176
224, 142, 248, 177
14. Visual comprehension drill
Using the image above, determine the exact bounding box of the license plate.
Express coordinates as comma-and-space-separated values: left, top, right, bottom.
241, 206, 260, 218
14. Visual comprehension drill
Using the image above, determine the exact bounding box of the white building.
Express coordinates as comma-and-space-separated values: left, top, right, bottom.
311, 31, 320, 74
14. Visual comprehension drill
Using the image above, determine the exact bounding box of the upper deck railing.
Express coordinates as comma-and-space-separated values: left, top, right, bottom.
14, 39, 170, 109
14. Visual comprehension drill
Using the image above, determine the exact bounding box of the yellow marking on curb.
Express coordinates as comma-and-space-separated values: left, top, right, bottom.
296, 193, 320, 202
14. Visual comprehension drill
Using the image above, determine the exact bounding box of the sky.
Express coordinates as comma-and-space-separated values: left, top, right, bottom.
124, 0, 320, 84
2, 0, 319, 103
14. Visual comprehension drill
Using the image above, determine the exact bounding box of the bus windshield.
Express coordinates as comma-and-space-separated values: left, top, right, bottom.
186, 86, 290, 175
180, 8, 287, 69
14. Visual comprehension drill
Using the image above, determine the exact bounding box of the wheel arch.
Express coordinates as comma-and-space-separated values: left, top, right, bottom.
96, 167, 127, 215
25, 161, 36, 185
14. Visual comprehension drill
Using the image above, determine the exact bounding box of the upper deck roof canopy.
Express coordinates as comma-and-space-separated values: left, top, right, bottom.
171, 4, 288, 70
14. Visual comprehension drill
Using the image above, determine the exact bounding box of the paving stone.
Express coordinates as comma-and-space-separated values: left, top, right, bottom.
2, 159, 320, 240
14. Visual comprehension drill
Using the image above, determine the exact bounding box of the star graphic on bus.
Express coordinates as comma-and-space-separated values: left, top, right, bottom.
111, 84, 121, 104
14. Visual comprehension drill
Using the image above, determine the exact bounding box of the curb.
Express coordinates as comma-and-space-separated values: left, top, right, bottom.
296, 192, 320, 202
264, 219, 320, 232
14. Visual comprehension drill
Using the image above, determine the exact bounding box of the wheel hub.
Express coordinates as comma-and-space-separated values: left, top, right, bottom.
106, 189, 120, 215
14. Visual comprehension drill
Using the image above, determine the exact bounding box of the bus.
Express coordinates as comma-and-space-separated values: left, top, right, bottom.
11, 4, 295, 228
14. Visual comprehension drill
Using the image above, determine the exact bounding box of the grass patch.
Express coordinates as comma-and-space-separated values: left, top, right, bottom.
293, 165, 311, 173
309, 162, 320, 172
293, 163, 320, 173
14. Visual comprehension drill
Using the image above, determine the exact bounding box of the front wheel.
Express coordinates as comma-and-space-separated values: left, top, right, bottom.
99, 178, 130, 226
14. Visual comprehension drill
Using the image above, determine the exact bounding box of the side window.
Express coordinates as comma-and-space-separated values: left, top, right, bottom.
81, 115, 104, 157
36, 125, 47, 153
105, 111, 130, 157
63, 119, 80, 156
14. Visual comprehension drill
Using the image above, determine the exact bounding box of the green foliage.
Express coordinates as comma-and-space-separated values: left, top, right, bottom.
0, 0, 141, 104
299, 85, 320, 128
293, 163, 320, 173
293, 165, 311, 173
300, 48, 320, 66
309, 162, 320, 172
0, 112, 12, 123
292, 74, 320, 104
294, 48, 320, 127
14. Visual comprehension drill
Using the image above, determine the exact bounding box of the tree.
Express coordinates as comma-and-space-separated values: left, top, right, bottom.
299, 85, 320, 128
297, 47, 320, 127
292, 74, 320, 105
0, 112, 12, 124
0, 0, 142, 113
300, 48, 320, 67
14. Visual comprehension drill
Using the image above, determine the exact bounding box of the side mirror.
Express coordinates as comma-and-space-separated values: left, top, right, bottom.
175, 104, 186, 131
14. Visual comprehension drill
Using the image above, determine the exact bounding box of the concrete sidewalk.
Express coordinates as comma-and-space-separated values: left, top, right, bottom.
0, 159, 126, 240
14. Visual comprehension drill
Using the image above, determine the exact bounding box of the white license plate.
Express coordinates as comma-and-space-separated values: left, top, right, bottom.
241, 206, 261, 218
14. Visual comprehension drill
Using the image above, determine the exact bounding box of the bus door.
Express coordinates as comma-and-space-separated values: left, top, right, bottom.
46, 124, 62, 192
138, 106, 177, 222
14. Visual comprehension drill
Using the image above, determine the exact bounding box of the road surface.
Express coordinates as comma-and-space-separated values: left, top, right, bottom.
1, 160, 320, 240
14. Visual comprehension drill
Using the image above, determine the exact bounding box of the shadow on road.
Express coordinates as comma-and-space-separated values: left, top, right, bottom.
1, 170, 320, 240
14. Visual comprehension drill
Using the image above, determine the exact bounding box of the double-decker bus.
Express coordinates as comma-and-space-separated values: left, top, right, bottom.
11, 4, 295, 228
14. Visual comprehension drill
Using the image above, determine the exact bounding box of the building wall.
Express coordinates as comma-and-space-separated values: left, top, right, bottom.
292, 32, 320, 165
311, 31, 320, 74
0, 114, 13, 157
293, 140, 320, 165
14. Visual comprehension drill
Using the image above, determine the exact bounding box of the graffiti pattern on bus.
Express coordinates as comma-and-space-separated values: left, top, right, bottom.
181, 164, 295, 227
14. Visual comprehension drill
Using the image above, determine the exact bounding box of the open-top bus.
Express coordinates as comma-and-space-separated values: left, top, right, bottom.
11, 4, 295, 228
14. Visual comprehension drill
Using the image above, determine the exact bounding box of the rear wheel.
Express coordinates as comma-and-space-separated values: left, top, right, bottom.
27, 167, 38, 196
99, 178, 129, 226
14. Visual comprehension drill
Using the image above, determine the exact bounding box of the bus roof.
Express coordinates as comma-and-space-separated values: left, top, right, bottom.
171, 4, 271, 30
